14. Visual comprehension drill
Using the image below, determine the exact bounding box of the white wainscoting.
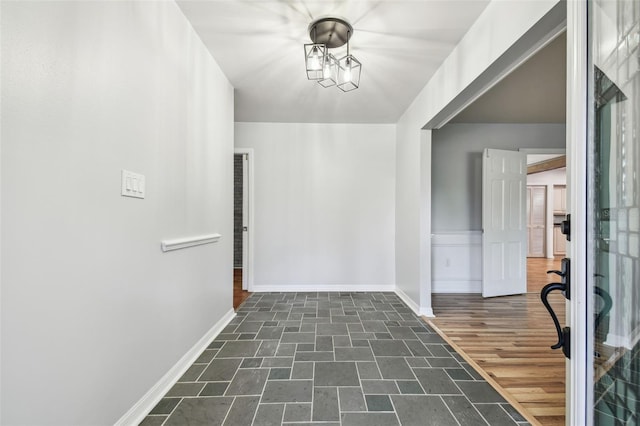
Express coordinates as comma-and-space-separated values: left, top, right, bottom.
432, 231, 482, 293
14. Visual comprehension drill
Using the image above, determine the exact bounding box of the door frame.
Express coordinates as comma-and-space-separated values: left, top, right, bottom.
521, 148, 567, 259
234, 148, 255, 292
566, 1, 589, 424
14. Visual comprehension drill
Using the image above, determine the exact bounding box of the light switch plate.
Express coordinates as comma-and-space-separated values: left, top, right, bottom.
121, 170, 145, 199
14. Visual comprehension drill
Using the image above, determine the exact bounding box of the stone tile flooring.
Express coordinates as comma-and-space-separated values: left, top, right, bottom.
140, 292, 530, 426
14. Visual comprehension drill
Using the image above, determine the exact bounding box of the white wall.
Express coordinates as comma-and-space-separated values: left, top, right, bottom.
235, 122, 396, 291
395, 1, 562, 309
1, 2, 234, 425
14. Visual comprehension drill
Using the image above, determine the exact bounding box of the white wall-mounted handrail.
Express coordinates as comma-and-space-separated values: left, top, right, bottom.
161, 233, 221, 252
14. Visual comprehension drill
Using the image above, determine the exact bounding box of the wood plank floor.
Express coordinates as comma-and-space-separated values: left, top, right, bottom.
527, 257, 565, 293
430, 257, 566, 426
233, 269, 251, 310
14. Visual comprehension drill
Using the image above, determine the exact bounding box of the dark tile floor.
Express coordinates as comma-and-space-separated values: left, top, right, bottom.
140, 292, 530, 426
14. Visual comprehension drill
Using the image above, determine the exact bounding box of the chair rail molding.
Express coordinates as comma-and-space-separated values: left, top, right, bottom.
161, 233, 221, 252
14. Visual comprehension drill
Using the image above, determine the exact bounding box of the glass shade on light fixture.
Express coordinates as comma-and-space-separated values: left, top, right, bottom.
317, 53, 338, 88
304, 16, 361, 91
337, 55, 361, 92
304, 43, 327, 80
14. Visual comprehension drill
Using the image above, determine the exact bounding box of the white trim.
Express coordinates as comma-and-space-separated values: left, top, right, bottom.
419, 130, 434, 324
395, 287, 420, 315
394, 286, 435, 318
426, 6, 567, 130
419, 306, 435, 317
567, 0, 589, 424
160, 233, 221, 252
251, 284, 395, 293
234, 148, 254, 292
604, 324, 640, 350
115, 309, 236, 426
519, 148, 567, 155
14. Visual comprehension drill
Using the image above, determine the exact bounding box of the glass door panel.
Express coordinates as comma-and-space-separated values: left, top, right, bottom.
590, 1, 640, 424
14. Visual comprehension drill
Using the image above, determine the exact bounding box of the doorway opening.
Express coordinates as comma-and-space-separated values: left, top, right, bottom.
233, 149, 253, 309
525, 152, 567, 293
429, 29, 568, 425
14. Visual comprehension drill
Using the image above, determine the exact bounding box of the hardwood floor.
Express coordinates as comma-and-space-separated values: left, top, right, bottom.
233, 269, 250, 310
527, 257, 563, 293
430, 257, 566, 426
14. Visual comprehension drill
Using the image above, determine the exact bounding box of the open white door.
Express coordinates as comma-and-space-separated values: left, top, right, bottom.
482, 148, 527, 297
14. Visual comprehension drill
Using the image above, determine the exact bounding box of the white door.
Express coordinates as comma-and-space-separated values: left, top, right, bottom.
235, 148, 253, 292
482, 148, 527, 297
241, 153, 249, 291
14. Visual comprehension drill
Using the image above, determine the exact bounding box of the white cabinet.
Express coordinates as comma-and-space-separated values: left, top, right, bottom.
527, 186, 546, 257
553, 225, 566, 256
553, 185, 567, 214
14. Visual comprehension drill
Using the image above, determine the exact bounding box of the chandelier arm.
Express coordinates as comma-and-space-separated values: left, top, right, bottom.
347, 30, 350, 56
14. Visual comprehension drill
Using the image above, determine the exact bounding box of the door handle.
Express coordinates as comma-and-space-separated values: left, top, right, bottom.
541, 257, 571, 359
541, 282, 566, 350
540, 282, 571, 359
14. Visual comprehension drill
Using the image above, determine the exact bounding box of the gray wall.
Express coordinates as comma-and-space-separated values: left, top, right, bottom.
432, 123, 566, 232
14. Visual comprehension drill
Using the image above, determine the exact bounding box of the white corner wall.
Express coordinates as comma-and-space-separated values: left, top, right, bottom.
395, 1, 562, 310
235, 122, 396, 291
1, 2, 234, 425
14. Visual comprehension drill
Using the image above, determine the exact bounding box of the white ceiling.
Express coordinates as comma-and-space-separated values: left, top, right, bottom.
176, 0, 491, 123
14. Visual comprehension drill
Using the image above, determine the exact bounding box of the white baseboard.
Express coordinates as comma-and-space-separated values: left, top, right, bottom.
393, 287, 435, 318
432, 280, 482, 293
394, 287, 420, 316
115, 308, 236, 426
251, 284, 396, 293
420, 306, 435, 317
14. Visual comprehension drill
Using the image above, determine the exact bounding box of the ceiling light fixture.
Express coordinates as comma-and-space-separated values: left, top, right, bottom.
304, 16, 361, 92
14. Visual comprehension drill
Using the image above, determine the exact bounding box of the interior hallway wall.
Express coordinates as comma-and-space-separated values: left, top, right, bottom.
1, 2, 234, 424
235, 122, 396, 290
429, 123, 565, 292
431, 123, 566, 231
